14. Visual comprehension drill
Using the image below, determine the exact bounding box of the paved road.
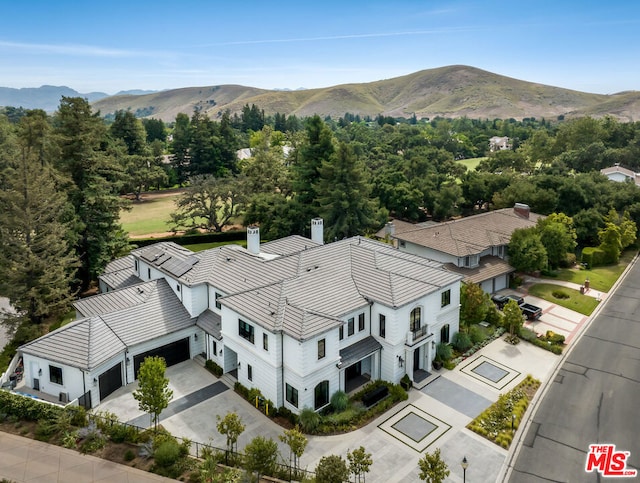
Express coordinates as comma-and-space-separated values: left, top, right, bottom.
506, 258, 640, 482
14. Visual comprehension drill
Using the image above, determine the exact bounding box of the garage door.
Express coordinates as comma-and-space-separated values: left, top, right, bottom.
133, 337, 190, 377
99, 362, 123, 401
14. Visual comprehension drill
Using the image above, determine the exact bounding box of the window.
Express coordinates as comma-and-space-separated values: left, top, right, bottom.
379, 314, 386, 338
239, 320, 255, 344
399, 240, 406, 248
212, 340, 217, 357
314, 380, 329, 410
147, 268, 151, 279
441, 290, 451, 308
247, 364, 253, 381
441, 324, 450, 343
286, 383, 299, 408
134, 260, 138, 272
339, 326, 344, 340
348, 317, 355, 336
318, 339, 326, 359
263, 333, 269, 351
358, 313, 365, 331
49, 365, 63, 385
215, 292, 222, 310
410, 307, 421, 331
176, 284, 180, 292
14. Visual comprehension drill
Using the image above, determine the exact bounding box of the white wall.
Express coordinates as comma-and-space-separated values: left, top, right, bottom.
21, 354, 88, 403
399, 242, 457, 265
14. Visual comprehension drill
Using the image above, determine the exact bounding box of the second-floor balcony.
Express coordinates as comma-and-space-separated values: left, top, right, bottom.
406, 325, 431, 346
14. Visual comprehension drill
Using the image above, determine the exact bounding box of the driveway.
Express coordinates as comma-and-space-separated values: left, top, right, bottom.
98, 336, 559, 482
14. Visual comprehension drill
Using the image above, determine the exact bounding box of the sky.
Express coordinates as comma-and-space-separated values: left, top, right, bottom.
1, 0, 639, 95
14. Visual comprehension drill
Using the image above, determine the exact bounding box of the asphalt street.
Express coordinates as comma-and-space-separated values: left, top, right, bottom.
506, 258, 640, 482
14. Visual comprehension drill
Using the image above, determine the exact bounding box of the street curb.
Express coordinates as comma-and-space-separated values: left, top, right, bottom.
497, 252, 640, 482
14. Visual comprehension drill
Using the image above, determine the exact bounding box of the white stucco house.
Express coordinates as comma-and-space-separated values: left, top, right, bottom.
389, 204, 543, 294
17, 220, 462, 413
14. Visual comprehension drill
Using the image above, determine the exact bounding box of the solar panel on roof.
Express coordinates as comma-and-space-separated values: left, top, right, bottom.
162, 256, 198, 277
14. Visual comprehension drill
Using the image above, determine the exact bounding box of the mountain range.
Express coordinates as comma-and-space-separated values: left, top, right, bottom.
3, 66, 640, 122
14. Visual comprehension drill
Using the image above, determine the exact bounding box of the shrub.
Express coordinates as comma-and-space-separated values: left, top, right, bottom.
452, 331, 472, 352
561, 252, 577, 268
544, 330, 565, 345
299, 407, 321, 433
234, 382, 249, 399
276, 406, 299, 426
551, 289, 570, 299
205, 359, 223, 377
154, 440, 181, 467
109, 423, 139, 444
124, 449, 135, 462
330, 390, 349, 412
436, 342, 452, 361
469, 325, 486, 344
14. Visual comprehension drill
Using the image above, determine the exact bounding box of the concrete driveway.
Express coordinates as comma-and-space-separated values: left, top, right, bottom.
97, 336, 560, 482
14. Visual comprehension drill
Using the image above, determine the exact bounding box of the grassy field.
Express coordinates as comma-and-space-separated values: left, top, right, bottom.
548, 250, 636, 292
457, 157, 486, 171
527, 284, 600, 316
120, 194, 180, 236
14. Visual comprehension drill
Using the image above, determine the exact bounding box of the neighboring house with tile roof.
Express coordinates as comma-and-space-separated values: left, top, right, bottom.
18, 219, 462, 412
392, 204, 542, 293
600, 164, 640, 186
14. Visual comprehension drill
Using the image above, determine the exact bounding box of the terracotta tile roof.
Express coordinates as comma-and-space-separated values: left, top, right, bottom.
444, 255, 514, 284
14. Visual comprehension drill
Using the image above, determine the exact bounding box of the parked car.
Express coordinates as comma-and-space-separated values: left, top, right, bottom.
492, 293, 542, 320
491, 294, 509, 309
520, 303, 542, 320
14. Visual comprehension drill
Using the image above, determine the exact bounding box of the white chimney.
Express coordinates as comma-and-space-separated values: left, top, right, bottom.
311, 218, 324, 245
247, 225, 260, 254
385, 221, 395, 237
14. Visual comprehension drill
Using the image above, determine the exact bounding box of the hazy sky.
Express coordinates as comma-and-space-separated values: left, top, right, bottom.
1, 0, 638, 95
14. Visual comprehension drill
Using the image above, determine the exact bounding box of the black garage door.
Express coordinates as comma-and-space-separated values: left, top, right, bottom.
99, 362, 123, 401
133, 337, 190, 378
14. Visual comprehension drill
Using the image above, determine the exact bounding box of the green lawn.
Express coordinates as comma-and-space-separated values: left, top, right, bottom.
182, 240, 247, 252
456, 157, 487, 171
549, 250, 636, 292
527, 284, 599, 316
120, 195, 180, 236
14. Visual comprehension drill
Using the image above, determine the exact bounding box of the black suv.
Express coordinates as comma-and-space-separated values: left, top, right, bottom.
492, 293, 525, 309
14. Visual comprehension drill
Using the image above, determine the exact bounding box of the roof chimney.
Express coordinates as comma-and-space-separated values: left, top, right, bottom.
311, 218, 324, 245
247, 225, 260, 254
385, 221, 395, 237
514, 203, 530, 219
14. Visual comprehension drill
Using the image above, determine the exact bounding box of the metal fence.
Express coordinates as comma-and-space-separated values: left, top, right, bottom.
89, 412, 315, 481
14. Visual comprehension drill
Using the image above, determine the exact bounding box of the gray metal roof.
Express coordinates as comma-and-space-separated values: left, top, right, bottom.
196, 309, 222, 339
74, 280, 158, 317
20, 317, 126, 371
340, 336, 383, 367
22, 279, 195, 370
221, 237, 462, 340
99, 255, 141, 291
260, 235, 320, 256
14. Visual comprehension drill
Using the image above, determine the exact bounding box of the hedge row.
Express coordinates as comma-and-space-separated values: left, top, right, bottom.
131, 229, 246, 248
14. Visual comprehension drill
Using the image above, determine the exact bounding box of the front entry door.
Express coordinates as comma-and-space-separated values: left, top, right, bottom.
413, 348, 420, 371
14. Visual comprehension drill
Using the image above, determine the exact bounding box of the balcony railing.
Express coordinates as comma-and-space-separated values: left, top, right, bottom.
406, 325, 430, 345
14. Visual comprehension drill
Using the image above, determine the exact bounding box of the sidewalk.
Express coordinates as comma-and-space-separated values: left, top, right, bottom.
0, 431, 178, 483
521, 275, 606, 301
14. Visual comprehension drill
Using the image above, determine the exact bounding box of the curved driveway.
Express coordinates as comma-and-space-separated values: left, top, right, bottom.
506, 257, 640, 482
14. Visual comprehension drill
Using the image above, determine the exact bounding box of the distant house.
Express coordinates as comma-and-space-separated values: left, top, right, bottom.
17, 220, 462, 411
488, 136, 511, 152
390, 204, 543, 294
600, 165, 640, 186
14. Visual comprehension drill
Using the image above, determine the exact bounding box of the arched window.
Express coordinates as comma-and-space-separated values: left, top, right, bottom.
441, 324, 450, 343
314, 380, 329, 410
410, 307, 421, 331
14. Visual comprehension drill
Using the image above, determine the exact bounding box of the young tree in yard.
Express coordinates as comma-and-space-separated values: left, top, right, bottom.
216, 412, 245, 460
132, 356, 173, 430
508, 227, 548, 273
503, 299, 524, 343
315, 454, 349, 483
243, 435, 279, 481
348, 446, 373, 482
460, 283, 487, 326
418, 448, 450, 483
169, 175, 246, 233
279, 426, 307, 477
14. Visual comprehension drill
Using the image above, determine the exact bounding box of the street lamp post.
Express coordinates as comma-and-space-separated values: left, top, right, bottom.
461, 456, 469, 483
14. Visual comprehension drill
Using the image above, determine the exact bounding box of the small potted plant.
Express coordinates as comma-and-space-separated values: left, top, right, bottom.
400, 374, 412, 391
432, 357, 443, 370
